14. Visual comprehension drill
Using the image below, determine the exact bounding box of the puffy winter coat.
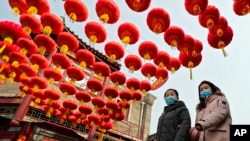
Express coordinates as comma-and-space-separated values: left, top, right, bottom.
195, 94, 232, 141
156, 101, 191, 141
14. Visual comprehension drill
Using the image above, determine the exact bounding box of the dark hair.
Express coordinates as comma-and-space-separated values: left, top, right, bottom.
164, 88, 179, 99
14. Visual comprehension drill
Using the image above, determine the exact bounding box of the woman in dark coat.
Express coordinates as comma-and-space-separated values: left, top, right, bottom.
156, 88, 191, 141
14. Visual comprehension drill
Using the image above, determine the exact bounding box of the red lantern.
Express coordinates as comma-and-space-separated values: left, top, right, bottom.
233, 0, 250, 16
125, 0, 151, 12
92, 96, 105, 110
0, 41, 20, 63
43, 68, 63, 84
104, 41, 125, 63
59, 82, 77, 98
118, 22, 140, 46
104, 86, 119, 100
93, 62, 111, 79
78, 104, 93, 123
51, 53, 72, 70
0, 62, 10, 80
97, 107, 109, 117
59, 106, 74, 124
164, 26, 185, 47
110, 108, 125, 121
8, 67, 22, 83
132, 90, 143, 102
20, 14, 43, 34
166, 57, 181, 73
64, 0, 88, 22
192, 39, 203, 57
119, 89, 133, 103
198, 5, 220, 28
32, 90, 46, 108
138, 41, 158, 60
118, 100, 131, 112
57, 32, 79, 54
110, 71, 126, 88
62, 100, 78, 121
140, 80, 151, 95
8, 52, 28, 68
177, 34, 195, 55
184, 0, 208, 15
207, 26, 233, 57
153, 51, 171, 68
179, 52, 202, 79
88, 114, 100, 126
26, 0, 50, 15
66, 66, 85, 84
8, 0, 28, 15
146, 8, 170, 33
208, 16, 228, 37
44, 89, 61, 105
68, 115, 78, 128
30, 76, 48, 92
34, 34, 57, 55
18, 63, 37, 79
75, 49, 95, 69
86, 78, 103, 94
16, 37, 38, 55
124, 54, 142, 73
155, 68, 169, 82
126, 78, 140, 92
44, 100, 61, 117
29, 54, 49, 72
20, 78, 32, 96
75, 90, 92, 104
95, 0, 120, 24
84, 22, 107, 45
40, 12, 64, 35
106, 100, 118, 114
141, 63, 157, 80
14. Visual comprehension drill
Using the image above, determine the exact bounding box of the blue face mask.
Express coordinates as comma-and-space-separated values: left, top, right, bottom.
165, 96, 177, 106
200, 89, 212, 100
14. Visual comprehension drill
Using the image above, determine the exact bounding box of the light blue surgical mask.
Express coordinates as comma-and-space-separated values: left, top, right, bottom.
200, 89, 212, 100
165, 96, 177, 106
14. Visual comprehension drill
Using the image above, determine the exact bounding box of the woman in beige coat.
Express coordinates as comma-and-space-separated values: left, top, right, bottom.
195, 80, 232, 141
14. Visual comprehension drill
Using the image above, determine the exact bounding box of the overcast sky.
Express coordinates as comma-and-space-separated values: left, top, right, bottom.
1, 0, 250, 134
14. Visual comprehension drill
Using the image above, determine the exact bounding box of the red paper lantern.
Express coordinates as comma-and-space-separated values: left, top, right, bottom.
88, 114, 100, 126
153, 51, 171, 68
59, 107, 74, 124
106, 100, 118, 114
75, 49, 95, 69
233, 0, 250, 16
93, 62, 111, 79
64, 0, 88, 22
30, 76, 48, 91
184, 0, 208, 15
20, 78, 32, 96
59, 82, 77, 98
95, 0, 120, 24
138, 41, 158, 60
109, 71, 126, 87
164, 26, 185, 47
26, 0, 50, 15
29, 54, 49, 72
34, 34, 57, 55
132, 90, 143, 102
146, 8, 170, 33
43, 68, 63, 84
0, 41, 20, 63
84, 22, 107, 45
8, 66, 22, 83
18, 63, 37, 79
63, 99, 78, 111
179, 52, 202, 79
119, 89, 133, 103
8, 0, 28, 15
192, 39, 203, 57
110, 109, 125, 121
140, 80, 151, 95
141, 63, 157, 79
208, 16, 228, 37
8, 52, 28, 68
155, 68, 169, 81
166, 57, 181, 73
177, 34, 195, 55
66, 66, 85, 84
104, 86, 119, 100
0, 62, 10, 80
32, 90, 46, 108
44, 89, 61, 105
51, 53, 72, 70
75, 91, 92, 104
124, 54, 142, 73
16, 37, 38, 55
40, 12, 64, 35
86, 78, 103, 94
20, 14, 43, 34
118, 22, 140, 45
92, 96, 105, 110
104, 41, 125, 62
97, 107, 109, 117
57, 32, 79, 54
125, 0, 151, 12
198, 5, 220, 28
78, 104, 93, 122
126, 78, 140, 92
44, 100, 61, 117
118, 100, 131, 112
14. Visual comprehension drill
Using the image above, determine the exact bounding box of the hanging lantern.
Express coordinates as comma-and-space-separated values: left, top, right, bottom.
16, 37, 38, 55
26, 0, 50, 15
32, 90, 46, 108
51, 53, 72, 70
43, 68, 63, 84
140, 80, 151, 95
57, 32, 79, 54
40, 12, 64, 36
184, 0, 208, 15
233, 0, 250, 16
84, 22, 107, 45
124, 54, 142, 73
44, 100, 61, 117
164, 26, 185, 48
104, 86, 119, 100
92, 96, 105, 111
104, 41, 125, 63
29, 54, 49, 72
75, 90, 92, 104
60, 99, 78, 123
95, 0, 120, 24
44, 89, 61, 106
88, 114, 100, 127
141, 63, 157, 80
0, 62, 10, 80
18, 63, 37, 79
155, 68, 169, 82
68, 114, 78, 128
64, 0, 89, 22
118, 22, 140, 46
8, 0, 28, 15
8, 67, 21, 83
34, 34, 57, 55
198, 5, 220, 28
59, 82, 77, 98
20, 78, 32, 96
93, 62, 111, 79
110, 108, 125, 127
86, 78, 103, 94
192, 39, 203, 57
138, 41, 158, 61
0, 42, 20, 64
208, 16, 228, 37
166, 57, 181, 73
78, 104, 93, 123
97, 107, 109, 118
179, 52, 202, 79
66, 66, 85, 84
106, 100, 118, 114
132, 90, 143, 103
207, 26, 233, 57
20, 14, 43, 34
125, 0, 151, 12
126, 78, 140, 92
30, 76, 48, 92
118, 100, 131, 112
146, 8, 170, 33
8, 52, 28, 68
109, 71, 126, 88
119, 89, 133, 105
177, 34, 195, 55
153, 51, 171, 68
82, 119, 90, 129
75, 49, 95, 69
58, 107, 74, 124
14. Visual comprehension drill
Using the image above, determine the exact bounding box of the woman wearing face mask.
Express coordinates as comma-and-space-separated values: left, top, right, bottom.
195, 80, 232, 141
156, 88, 191, 141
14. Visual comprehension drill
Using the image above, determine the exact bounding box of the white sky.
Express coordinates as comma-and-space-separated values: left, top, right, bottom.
1, 0, 250, 135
